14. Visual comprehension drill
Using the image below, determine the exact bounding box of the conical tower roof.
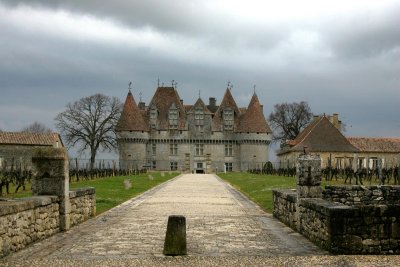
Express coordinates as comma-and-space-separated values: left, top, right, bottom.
116, 90, 148, 132
237, 93, 272, 133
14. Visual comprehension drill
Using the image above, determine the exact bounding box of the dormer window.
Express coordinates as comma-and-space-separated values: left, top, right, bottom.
195, 108, 204, 131
150, 106, 158, 129
169, 105, 179, 129
223, 108, 234, 131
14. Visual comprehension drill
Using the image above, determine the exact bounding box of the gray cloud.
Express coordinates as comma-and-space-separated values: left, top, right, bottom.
0, 0, 399, 148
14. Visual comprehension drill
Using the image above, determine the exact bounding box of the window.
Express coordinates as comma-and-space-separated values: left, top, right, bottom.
170, 161, 178, 171
169, 107, 179, 129
195, 144, 204, 156
223, 108, 234, 130
152, 143, 156, 155
150, 106, 157, 129
152, 161, 156, 169
170, 143, 178, 155
225, 162, 233, 172
225, 144, 233, 156
195, 108, 204, 124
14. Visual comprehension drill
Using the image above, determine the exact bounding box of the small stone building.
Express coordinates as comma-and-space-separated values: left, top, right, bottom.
0, 132, 64, 171
116, 86, 272, 172
277, 114, 400, 169
277, 115, 359, 168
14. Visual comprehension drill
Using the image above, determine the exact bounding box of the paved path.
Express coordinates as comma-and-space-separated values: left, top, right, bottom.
3, 174, 325, 262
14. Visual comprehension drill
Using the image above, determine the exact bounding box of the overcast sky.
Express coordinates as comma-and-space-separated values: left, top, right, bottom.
0, 0, 399, 156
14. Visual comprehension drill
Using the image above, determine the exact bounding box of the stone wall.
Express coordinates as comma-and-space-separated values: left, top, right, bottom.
298, 198, 400, 254
272, 189, 297, 230
273, 153, 400, 254
0, 188, 96, 258
0, 147, 96, 258
69, 188, 96, 227
323, 185, 400, 206
0, 196, 60, 258
274, 186, 400, 254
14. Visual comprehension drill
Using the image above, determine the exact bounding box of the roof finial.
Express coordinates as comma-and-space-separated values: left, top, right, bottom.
253, 84, 256, 94
128, 81, 132, 92
198, 90, 201, 99
157, 77, 160, 87
227, 81, 230, 88
171, 80, 175, 87
139, 92, 142, 102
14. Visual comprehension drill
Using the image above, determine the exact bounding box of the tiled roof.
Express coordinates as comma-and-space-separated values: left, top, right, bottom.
188, 98, 212, 114
147, 87, 186, 130
184, 105, 192, 112
116, 90, 149, 131
278, 116, 359, 155
347, 137, 400, 153
237, 93, 272, 133
212, 88, 240, 131
0, 132, 63, 146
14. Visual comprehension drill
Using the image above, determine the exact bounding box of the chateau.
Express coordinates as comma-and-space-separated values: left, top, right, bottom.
116, 86, 272, 172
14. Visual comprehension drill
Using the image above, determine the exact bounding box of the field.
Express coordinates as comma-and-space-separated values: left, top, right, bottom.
2, 172, 178, 214
218, 172, 391, 213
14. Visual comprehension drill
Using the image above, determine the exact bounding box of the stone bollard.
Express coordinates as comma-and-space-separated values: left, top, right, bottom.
163, 215, 187, 256
31, 147, 71, 231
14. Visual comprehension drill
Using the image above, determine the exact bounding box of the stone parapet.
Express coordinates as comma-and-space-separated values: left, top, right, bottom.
298, 198, 400, 254
0, 196, 60, 258
69, 188, 96, 227
272, 189, 297, 230
323, 185, 400, 205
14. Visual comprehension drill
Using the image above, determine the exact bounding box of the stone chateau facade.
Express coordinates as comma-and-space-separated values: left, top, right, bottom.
116, 86, 272, 172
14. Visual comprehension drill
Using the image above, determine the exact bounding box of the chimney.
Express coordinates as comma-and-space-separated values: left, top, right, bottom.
332, 113, 339, 130
138, 102, 145, 110
209, 97, 216, 108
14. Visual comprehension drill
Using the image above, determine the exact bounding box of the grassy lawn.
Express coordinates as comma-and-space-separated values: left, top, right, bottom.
218, 172, 390, 213
70, 172, 178, 214
2, 172, 179, 215
218, 172, 296, 213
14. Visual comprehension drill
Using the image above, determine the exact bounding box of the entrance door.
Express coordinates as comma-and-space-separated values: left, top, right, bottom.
196, 162, 204, 173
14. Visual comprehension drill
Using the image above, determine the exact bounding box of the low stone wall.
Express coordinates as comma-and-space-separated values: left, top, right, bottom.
323, 185, 400, 205
272, 189, 297, 230
273, 185, 400, 254
0, 196, 60, 258
0, 187, 95, 258
298, 198, 400, 254
69, 187, 96, 227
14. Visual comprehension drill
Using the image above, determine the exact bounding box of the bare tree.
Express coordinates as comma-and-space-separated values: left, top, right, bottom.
268, 101, 313, 143
21, 121, 52, 133
55, 94, 122, 170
